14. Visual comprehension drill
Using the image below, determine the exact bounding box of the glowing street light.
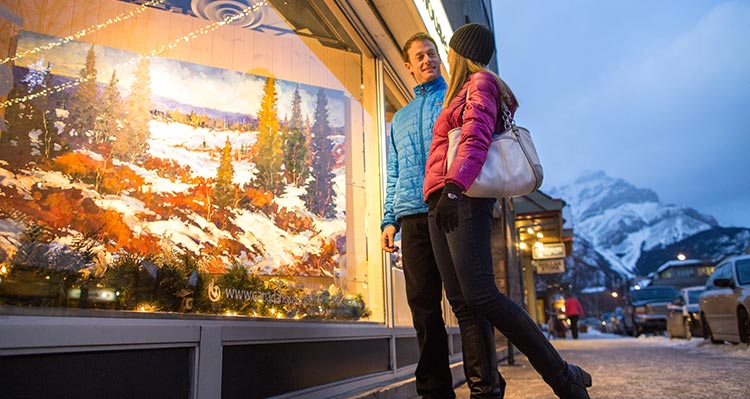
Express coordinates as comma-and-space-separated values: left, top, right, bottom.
677, 253, 686, 261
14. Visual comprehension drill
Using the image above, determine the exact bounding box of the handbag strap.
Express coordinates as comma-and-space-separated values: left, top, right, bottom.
462, 81, 515, 132
499, 97, 514, 131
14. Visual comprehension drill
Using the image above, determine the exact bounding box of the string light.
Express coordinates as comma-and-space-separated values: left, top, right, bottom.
144, 1, 268, 57
0, 0, 168, 66
0, 1, 269, 111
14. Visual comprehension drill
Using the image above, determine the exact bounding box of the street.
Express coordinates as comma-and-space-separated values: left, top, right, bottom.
455, 330, 750, 399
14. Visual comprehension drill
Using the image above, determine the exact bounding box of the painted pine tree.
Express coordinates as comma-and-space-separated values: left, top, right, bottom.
15, 61, 58, 161
94, 70, 123, 144
283, 85, 308, 186
116, 56, 152, 161
304, 88, 336, 218
70, 44, 98, 135
35, 62, 58, 160
252, 76, 283, 194
304, 114, 312, 159
92, 70, 125, 192
213, 137, 235, 208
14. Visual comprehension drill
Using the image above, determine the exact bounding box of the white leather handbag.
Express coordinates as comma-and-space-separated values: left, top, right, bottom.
446, 89, 543, 198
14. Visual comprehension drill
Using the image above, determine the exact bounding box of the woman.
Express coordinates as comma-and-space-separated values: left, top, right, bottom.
423, 23, 592, 399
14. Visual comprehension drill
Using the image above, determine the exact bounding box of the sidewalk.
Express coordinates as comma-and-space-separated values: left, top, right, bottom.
352, 335, 593, 399
350, 347, 509, 399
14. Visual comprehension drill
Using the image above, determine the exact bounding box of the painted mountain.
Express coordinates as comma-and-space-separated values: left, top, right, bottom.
546, 170, 750, 279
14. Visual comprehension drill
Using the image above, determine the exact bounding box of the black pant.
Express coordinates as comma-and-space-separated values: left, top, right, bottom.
568, 315, 580, 339
428, 196, 570, 393
401, 213, 503, 399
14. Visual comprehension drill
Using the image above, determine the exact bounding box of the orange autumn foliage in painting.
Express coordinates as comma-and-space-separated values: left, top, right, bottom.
141, 156, 193, 180
3, 144, 339, 280
52, 152, 98, 182
38, 188, 80, 229
274, 207, 314, 234
52, 151, 144, 194
241, 186, 278, 214
28, 185, 138, 252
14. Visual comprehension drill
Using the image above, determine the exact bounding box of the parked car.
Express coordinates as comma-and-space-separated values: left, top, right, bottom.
699, 254, 750, 344
598, 312, 616, 333
580, 316, 599, 334
666, 286, 705, 339
599, 308, 626, 335
623, 285, 678, 336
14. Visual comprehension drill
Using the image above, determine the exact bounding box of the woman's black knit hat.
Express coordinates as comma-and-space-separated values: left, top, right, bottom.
449, 23, 495, 65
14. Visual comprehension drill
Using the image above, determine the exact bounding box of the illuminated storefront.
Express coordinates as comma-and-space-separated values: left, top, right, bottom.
0, 1, 498, 398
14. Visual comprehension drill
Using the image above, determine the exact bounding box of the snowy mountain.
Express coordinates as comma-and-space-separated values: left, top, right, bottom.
636, 227, 750, 275
546, 170, 720, 277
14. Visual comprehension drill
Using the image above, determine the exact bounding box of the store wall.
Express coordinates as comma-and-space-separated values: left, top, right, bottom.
0, 0, 384, 323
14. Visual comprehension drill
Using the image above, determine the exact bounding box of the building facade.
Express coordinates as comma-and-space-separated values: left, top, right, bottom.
0, 1, 512, 398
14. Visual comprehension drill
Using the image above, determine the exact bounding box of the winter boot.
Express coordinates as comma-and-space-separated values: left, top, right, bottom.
500, 305, 591, 399
460, 319, 505, 398
547, 363, 592, 399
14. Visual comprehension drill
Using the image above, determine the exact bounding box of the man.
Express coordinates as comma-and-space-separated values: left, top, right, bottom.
381, 33, 503, 399
565, 294, 585, 339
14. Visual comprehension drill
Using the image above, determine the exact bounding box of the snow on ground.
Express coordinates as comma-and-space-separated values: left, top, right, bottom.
146, 120, 257, 184
143, 217, 227, 253
581, 329, 750, 360
0, 166, 87, 198
234, 210, 326, 268
638, 333, 750, 360
557, 327, 749, 354
276, 184, 307, 211
0, 217, 24, 257
95, 194, 155, 236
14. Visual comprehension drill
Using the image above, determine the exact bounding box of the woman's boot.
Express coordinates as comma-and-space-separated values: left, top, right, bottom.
544, 363, 592, 399
488, 302, 591, 399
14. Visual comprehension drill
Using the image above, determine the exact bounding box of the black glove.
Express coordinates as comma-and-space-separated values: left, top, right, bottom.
435, 183, 462, 233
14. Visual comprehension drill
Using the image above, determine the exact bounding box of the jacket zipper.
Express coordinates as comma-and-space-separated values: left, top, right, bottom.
418, 85, 427, 170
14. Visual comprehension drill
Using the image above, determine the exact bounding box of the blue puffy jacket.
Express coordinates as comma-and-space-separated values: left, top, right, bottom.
381, 76, 447, 232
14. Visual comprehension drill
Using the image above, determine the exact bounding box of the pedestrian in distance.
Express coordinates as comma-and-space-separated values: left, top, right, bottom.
423, 23, 593, 399
381, 32, 503, 399
565, 294, 585, 339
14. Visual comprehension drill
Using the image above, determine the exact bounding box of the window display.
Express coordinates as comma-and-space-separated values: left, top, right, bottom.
0, 0, 381, 321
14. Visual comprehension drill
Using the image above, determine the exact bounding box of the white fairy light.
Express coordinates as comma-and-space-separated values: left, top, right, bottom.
0, 0, 168, 66
0, 1, 269, 111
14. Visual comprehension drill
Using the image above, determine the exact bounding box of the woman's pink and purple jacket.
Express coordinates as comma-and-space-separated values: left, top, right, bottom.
423, 71, 518, 201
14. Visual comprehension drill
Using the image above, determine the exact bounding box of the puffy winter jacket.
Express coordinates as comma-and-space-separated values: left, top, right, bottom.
423, 71, 517, 201
381, 76, 447, 232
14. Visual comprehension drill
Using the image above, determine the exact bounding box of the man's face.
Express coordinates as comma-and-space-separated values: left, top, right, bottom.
405, 39, 441, 85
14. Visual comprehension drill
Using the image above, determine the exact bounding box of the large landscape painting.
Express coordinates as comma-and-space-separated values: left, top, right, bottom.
0, 30, 367, 319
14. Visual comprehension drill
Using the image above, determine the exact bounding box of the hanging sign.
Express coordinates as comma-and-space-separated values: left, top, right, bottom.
532, 243, 566, 260
533, 259, 566, 274
413, 0, 453, 70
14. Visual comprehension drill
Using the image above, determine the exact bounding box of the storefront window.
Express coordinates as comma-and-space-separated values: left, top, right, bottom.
0, 0, 383, 322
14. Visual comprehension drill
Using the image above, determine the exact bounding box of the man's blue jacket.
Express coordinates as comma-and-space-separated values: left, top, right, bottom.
381, 76, 446, 232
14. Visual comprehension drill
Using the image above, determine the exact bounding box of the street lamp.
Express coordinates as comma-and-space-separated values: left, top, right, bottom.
677, 253, 686, 261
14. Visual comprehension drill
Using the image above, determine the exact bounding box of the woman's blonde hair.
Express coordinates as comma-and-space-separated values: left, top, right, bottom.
444, 50, 517, 112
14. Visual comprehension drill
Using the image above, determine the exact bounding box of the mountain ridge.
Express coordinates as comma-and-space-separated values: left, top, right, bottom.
546, 170, 744, 278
